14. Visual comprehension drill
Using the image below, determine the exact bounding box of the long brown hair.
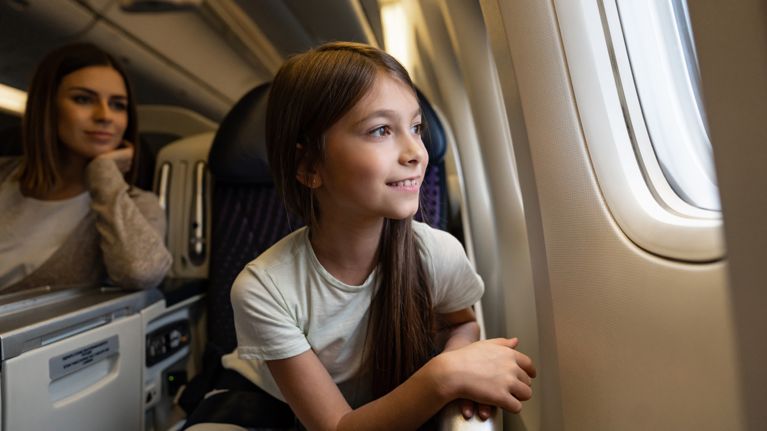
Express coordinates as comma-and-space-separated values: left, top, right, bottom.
19, 42, 140, 195
265, 41, 435, 397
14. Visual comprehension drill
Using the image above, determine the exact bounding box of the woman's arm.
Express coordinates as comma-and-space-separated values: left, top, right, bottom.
268, 337, 535, 431
86, 156, 172, 289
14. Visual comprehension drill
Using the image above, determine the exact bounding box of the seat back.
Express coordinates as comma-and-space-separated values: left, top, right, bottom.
205, 83, 450, 353
153, 132, 215, 279
415, 88, 448, 229
206, 84, 290, 352
0, 125, 22, 157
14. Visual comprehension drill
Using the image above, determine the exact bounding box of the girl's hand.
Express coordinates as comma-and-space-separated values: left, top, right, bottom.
437, 337, 536, 414
96, 141, 134, 174
458, 399, 495, 421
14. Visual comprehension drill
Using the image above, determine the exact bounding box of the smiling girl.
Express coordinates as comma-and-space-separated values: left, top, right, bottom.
0, 43, 171, 292
206, 42, 536, 431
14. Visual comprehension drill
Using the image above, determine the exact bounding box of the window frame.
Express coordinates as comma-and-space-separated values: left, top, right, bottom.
615, 0, 719, 212
553, 0, 724, 262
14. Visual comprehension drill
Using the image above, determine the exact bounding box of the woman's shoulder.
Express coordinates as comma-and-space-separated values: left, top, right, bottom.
0, 157, 21, 182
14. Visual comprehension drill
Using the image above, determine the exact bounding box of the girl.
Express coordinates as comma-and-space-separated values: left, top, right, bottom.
0, 42, 171, 292
227, 41, 535, 430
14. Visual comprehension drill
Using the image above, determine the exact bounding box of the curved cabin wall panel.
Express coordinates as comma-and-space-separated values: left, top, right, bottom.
0, 0, 95, 90
0, 0, 270, 121
96, 1, 268, 102
480, 0, 742, 429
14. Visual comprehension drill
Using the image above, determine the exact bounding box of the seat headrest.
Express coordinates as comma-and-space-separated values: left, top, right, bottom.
208, 83, 272, 183
208, 83, 447, 184
418, 89, 447, 165
0, 125, 23, 157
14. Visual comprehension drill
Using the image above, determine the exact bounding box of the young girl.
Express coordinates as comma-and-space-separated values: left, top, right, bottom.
227, 41, 535, 430
0, 43, 171, 291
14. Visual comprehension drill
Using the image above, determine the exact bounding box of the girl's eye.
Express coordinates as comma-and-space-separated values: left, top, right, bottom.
411, 123, 423, 135
369, 125, 391, 138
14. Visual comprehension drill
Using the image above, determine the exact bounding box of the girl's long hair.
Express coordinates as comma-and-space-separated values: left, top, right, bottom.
19, 42, 140, 195
265, 41, 434, 397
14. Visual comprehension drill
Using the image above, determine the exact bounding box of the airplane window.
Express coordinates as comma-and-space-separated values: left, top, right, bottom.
614, 0, 720, 211
555, 0, 723, 261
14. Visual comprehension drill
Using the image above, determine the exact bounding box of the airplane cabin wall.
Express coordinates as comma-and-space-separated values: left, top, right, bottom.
689, 0, 767, 428
473, 0, 744, 430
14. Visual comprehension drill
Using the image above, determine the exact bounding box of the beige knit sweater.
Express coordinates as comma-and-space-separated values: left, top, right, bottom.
0, 157, 172, 292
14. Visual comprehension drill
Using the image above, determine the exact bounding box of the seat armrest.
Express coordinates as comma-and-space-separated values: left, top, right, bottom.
438, 400, 502, 431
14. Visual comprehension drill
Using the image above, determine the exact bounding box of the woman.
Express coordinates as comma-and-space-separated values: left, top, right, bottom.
0, 42, 172, 292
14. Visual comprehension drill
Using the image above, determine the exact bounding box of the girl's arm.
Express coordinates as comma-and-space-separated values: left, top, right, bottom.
438, 307, 481, 352
86, 155, 172, 289
268, 336, 535, 431
438, 307, 500, 421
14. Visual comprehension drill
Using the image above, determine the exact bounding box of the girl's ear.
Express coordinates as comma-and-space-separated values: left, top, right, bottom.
296, 169, 321, 188
296, 144, 322, 189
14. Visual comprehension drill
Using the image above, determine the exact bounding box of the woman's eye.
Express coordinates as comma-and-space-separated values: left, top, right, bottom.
411, 123, 423, 135
110, 100, 128, 111
72, 95, 92, 104
369, 125, 391, 138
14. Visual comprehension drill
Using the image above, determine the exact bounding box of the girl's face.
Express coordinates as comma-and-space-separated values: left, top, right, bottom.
312, 72, 428, 225
56, 66, 129, 162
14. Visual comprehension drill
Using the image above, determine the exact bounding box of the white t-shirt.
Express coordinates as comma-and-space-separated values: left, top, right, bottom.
225, 221, 484, 407
0, 176, 90, 288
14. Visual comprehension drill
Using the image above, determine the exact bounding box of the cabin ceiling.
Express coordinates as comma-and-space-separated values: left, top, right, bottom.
0, 0, 383, 121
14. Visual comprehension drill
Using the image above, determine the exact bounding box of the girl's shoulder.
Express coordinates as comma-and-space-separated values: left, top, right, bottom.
412, 220, 463, 253
242, 226, 310, 273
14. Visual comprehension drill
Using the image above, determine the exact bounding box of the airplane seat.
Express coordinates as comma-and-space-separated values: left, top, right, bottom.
0, 124, 22, 156
415, 88, 449, 231
153, 132, 215, 281
178, 82, 298, 429
180, 82, 468, 429
204, 83, 288, 357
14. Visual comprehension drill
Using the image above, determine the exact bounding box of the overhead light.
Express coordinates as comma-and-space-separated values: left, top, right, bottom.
119, 0, 203, 12
0, 83, 26, 115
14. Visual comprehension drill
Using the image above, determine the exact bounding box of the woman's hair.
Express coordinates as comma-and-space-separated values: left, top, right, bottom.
266, 41, 435, 397
19, 42, 140, 195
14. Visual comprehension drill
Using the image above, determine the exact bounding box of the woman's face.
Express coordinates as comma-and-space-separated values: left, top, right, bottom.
56, 65, 129, 162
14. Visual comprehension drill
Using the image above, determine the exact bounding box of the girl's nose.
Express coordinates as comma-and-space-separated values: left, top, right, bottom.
400, 134, 428, 166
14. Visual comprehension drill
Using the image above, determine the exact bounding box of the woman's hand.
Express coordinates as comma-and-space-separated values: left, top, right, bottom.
436, 337, 536, 415
95, 141, 134, 174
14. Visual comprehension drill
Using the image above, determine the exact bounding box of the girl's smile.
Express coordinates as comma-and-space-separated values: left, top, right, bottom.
386, 177, 421, 192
